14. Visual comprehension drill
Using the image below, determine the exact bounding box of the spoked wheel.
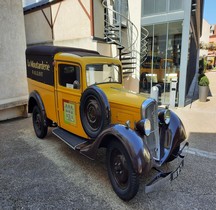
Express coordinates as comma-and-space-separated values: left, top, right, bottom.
32, 106, 48, 139
80, 87, 110, 138
107, 141, 139, 201
85, 97, 102, 131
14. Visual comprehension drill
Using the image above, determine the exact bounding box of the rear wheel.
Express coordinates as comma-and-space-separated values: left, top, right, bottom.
32, 106, 48, 139
106, 141, 139, 201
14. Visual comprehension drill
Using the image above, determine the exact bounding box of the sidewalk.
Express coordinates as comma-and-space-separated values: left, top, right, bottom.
185, 71, 216, 113
172, 71, 216, 154
173, 71, 216, 133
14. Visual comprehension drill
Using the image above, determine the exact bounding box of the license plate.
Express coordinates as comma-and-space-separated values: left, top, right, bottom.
170, 159, 184, 181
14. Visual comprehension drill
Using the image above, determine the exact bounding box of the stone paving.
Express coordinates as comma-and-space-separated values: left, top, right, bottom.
0, 72, 216, 209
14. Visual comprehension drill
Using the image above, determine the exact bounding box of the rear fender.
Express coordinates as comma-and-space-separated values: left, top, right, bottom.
28, 91, 47, 126
80, 124, 153, 175
28, 91, 45, 113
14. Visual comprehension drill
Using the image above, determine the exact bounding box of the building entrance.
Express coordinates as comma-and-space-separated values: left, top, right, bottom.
140, 21, 182, 105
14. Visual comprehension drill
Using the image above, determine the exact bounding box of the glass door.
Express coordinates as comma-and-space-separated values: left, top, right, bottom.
140, 21, 182, 106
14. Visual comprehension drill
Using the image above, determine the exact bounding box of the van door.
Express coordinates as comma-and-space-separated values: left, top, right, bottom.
56, 62, 87, 138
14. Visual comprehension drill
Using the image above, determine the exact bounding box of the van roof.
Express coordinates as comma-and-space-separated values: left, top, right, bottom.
26, 45, 100, 57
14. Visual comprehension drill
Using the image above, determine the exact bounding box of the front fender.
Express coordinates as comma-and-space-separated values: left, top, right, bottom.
159, 109, 187, 163
169, 110, 187, 143
80, 124, 153, 175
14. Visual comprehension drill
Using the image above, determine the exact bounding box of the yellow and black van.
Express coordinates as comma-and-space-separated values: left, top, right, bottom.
26, 45, 188, 201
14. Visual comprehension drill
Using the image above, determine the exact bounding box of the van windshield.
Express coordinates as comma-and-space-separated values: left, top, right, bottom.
86, 64, 121, 86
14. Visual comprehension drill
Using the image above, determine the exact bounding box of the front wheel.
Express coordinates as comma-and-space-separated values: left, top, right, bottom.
32, 106, 48, 139
106, 141, 139, 201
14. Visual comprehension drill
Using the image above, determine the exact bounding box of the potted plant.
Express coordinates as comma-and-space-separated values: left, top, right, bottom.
198, 73, 210, 102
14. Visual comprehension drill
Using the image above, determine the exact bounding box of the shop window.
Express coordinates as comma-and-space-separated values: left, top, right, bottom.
169, 0, 183, 11
155, 0, 166, 13
141, 0, 183, 17
113, 0, 128, 27
140, 21, 182, 105
142, 0, 167, 16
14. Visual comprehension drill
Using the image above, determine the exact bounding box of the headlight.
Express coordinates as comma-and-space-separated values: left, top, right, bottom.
136, 119, 151, 136
158, 109, 171, 125
164, 109, 171, 125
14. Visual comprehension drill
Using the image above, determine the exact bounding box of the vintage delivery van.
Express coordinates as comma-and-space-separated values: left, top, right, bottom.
26, 45, 188, 201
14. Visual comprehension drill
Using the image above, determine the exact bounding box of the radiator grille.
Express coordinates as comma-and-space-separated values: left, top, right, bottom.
141, 99, 160, 160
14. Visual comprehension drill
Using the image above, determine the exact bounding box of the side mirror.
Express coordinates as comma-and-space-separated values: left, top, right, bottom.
73, 80, 80, 89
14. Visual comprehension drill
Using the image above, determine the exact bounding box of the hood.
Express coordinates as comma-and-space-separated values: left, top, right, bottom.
97, 84, 146, 109
96, 84, 148, 128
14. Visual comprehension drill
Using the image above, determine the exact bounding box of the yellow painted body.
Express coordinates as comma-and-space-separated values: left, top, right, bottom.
27, 52, 147, 139
97, 84, 145, 126
27, 79, 58, 122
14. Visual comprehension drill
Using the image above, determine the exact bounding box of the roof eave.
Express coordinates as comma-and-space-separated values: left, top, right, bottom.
24, 0, 63, 14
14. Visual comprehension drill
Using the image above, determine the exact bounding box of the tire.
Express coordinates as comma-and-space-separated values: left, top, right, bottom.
106, 141, 139, 201
166, 145, 180, 162
80, 87, 110, 139
32, 106, 48, 139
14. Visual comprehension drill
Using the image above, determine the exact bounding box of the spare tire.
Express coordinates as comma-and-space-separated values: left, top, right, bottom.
80, 86, 111, 138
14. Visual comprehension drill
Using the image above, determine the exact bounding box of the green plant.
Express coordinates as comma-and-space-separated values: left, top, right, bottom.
204, 59, 207, 71
198, 74, 209, 86
199, 58, 208, 74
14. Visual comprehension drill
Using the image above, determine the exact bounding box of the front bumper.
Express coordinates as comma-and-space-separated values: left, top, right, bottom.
145, 142, 189, 194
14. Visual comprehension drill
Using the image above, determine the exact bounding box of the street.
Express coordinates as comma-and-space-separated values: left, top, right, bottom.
0, 112, 216, 210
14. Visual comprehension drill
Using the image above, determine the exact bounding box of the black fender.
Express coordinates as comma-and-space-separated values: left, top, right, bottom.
80, 124, 153, 175
28, 91, 47, 127
158, 108, 187, 163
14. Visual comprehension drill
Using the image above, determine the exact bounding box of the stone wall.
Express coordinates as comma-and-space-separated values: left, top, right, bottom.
0, 0, 28, 121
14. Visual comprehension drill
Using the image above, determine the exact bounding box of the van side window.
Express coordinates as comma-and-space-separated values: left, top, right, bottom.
59, 64, 80, 89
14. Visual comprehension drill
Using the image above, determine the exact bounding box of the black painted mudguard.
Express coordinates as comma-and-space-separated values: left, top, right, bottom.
28, 91, 47, 127
158, 108, 187, 163
28, 91, 45, 113
80, 124, 153, 175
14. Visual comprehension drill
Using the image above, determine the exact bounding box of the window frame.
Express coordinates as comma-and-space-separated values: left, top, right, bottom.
58, 63, 81, 90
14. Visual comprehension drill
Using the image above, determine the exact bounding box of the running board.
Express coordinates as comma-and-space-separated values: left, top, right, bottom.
52, 128, 87, 150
